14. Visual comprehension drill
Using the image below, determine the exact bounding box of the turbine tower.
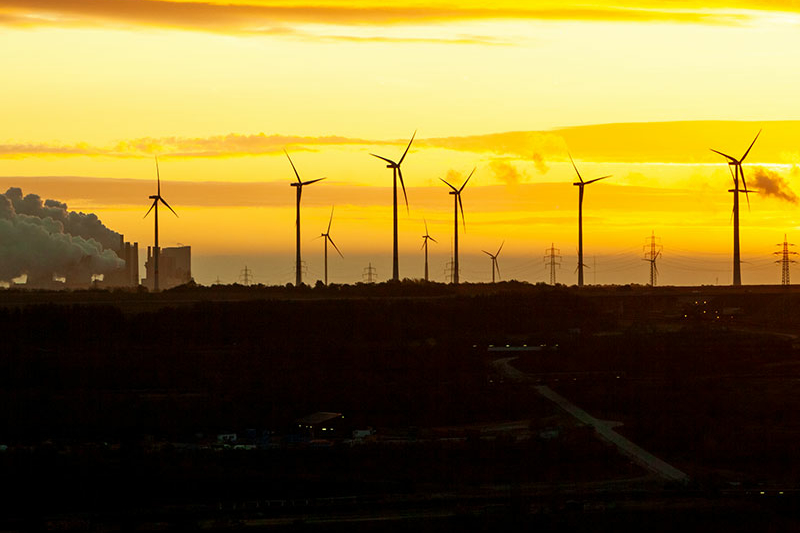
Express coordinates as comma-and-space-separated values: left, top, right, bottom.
421, 219, 437, 282
482, 241, 504, 283
569, 153, 610, 287
370, 131, 415, 282
286, 151, 325, 287
320, 207, 343, 285
441, 168, 475, 285
144, 156, 178, 292
710, 130, 761, 286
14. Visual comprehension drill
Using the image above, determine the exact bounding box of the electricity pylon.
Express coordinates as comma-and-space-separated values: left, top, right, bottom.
774, 234, 797, 285
544, 243, 561, 285
642, 231, 663, 286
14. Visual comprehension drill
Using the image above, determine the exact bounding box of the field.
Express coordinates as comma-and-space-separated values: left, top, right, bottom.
2, 282, 800, 530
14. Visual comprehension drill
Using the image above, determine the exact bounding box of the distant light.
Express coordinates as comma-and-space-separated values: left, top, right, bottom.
780, 491, 785, 495
489, 344, 494, 348
760, 491, 765, 495
505, 344, 510, 348
472, 345, 477, 348
616, 376, 620, 379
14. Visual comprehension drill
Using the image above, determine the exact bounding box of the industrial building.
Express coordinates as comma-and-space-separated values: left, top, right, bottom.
103, 235, 139, 288
142, 245, 192, 291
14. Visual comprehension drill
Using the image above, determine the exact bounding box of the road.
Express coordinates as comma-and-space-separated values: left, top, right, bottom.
492, 357, 689, 483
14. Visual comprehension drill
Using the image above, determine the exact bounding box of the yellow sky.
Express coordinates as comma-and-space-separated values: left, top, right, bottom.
2, 1, 800, 285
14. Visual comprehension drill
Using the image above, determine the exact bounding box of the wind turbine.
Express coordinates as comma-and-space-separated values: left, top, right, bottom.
371, 131, 415, 281
144, 156, 178, 292
482, 241, 504, 283
286, 150, 325, 287
441, 168, 475, 285
710, 129, 761, 286
320, 206, 343, 285
421, 218, 437, 282
569, 154, 610, 287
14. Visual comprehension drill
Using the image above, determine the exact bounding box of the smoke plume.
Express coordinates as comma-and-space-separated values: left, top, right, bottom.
0, 187, 124, 284
750, 167, 798, 204
532, 152, 549, 174
489, 159, 525, 185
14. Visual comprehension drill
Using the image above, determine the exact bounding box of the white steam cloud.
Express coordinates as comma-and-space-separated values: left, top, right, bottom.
0, 187, 124, 284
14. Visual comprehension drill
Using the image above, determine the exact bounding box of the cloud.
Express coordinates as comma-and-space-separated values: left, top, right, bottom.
750, 167, 798, 204
0, 0, 758, 36
489, 159, 525, 185
532, 152, 549, 175
0, 134, 387, 159
5, 121, 800, 163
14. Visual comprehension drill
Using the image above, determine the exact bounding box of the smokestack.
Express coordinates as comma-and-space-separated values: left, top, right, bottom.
133, 242, 139, 287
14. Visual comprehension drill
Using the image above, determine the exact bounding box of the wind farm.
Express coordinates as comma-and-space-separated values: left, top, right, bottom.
6, 1, 800, 529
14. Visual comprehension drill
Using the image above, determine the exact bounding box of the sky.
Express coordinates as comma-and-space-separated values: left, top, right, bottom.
2, 0, 800, 286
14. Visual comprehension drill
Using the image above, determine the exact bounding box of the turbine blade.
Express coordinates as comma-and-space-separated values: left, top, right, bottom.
160, 197, 179, 217
740, 165, 751, 211
398, 130, 416, 165
155, 156, 161, 196
482, 250, 492, 257
144, 200, 156, 218
440, 178, 458, 192
496, 240, 504, 256
421, 239, 426, 250
710, 148, 738, 163
301, 177, 325, 186
284, 150, 302, 183
584, 175, 611, 185
740, 129, 762, 162
328, 235, 343, 258
429, 236, 438, 244
327, 206, 334, 234
424, 217, 428, 235
458, 194, 465, 231
398, 167, 409, 213
370, 153, 395, 165
568, 152, 583, 183
495, 259, 501, 280
459, 167, 476, 193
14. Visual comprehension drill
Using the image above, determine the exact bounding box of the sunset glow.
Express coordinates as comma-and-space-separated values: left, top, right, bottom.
3, 0, 800, 285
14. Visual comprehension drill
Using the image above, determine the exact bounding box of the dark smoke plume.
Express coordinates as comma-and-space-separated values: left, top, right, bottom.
750, 167, 798, 204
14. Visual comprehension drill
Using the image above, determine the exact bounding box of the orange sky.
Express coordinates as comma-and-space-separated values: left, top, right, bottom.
2, 1, 800, 285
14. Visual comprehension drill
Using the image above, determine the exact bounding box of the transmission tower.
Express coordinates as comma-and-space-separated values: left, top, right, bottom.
774, 234, 797, 285
362, 262, 377, 283
642, 231, 663, 286
239, 265, 253, 286
444, 258, 460, 283
543, 243, 562, 285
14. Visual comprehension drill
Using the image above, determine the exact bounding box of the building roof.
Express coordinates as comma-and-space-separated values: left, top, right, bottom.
296, 412, 343, 426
